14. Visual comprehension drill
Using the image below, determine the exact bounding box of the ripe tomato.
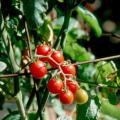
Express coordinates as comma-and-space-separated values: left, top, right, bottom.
59, 90, 74, 104
74, 89, 88, 104
29, 60, 47, 79
61, 64, 76, 77
49, 51, 64, 68
36, 44, 52, 56
48, 78, 63, 94
39, 57, 50, 62
66, 80, 78, 93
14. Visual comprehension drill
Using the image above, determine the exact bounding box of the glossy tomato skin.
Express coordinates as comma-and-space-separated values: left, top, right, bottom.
61, 64, 76, 77
66, 80, 78, 93
59, 90, 74, 104
48, 78, 63, 94
39, 57, 49, 62
74, 89, 88, 104
29, 60, 47, 79
36, 44, 52, 56
49, 51, 64, 68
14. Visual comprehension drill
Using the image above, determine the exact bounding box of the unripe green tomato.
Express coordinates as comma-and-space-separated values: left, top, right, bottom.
74, 89, 88, 104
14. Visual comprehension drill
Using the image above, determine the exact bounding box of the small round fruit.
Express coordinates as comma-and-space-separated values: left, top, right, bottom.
61, 64, 76, 77
36, 44, 52, 56
49, 51, 64, 68
48, 78, 63, 94
59, 90, 74, 104
74, 89, 88, 104
29, 60, 47, 79
66, 80, 78, 93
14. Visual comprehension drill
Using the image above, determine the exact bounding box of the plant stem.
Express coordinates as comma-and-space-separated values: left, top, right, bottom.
75, 54, 120, 65
24, 20, 33, 59
53, 8, 72, 49
15, 91, 27, 120
2, 28, 27, 119
1, 54, 120, 78
78, 79, 120, 89
34, 80, 44, 120
26, 87, 36, 111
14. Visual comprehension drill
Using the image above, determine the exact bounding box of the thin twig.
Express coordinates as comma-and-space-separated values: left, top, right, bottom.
24, 20, 33, 59
0, 72, 30, 78
102, 32, 120, 39
74, 54, 120, 65
78, 79, 120, 89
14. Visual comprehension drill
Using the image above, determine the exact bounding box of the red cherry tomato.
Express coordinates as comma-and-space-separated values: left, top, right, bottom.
49, 51, 64, 68
59, 90, 74, 104
29, 60, 47, 79
61, 64, 76, 77
66, 80, 78, 93
36, 44, 52, 56
48, 78, 63, 94
39, 57, 49, 62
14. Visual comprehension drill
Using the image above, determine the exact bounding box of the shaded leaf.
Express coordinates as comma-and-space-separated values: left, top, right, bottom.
77, 96, 101, 120
3, 112, 20, 120
22, 0, 47, 28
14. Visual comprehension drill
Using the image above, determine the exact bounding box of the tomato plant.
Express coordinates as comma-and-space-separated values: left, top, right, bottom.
0, 0, 120, 120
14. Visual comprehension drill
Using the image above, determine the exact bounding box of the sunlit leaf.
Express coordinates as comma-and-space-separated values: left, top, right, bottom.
0, 61, 7, 72
76, 6, 102, 37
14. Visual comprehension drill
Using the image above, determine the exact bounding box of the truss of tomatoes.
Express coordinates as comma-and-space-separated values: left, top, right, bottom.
29, 44, 88, 105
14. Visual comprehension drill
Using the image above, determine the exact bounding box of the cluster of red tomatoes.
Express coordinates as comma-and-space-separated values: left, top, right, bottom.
29, 44, 88, 105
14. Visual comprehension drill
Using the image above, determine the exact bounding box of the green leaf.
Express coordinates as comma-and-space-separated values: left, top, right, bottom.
0, 6, 4, 33
22, 0, 47, 28
95, 61, 117, 83
0, 61, 7, 72
77, 64, 96, 81
3, 112, 20, 120
76, 6, 102, 37
101, 99, 120, 120
53, 17, 80, 31
102, 81, 119, 105
77, 96, 101, 120
28, 112, 36, 120
64, 42, 93, 61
